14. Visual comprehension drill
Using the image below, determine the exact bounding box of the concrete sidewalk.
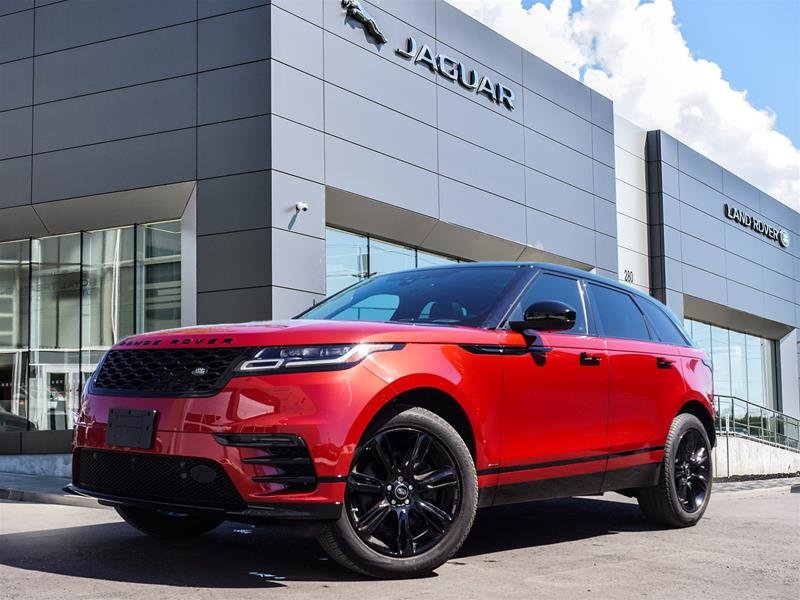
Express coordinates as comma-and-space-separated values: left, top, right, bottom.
1, 470, 798, 511
0, 472, 103, 509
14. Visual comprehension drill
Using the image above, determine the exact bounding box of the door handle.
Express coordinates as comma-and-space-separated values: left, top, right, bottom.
657, 357, 674, 369
580, 352, 602, 366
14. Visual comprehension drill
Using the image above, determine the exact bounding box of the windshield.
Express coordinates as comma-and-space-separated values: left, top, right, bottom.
299, 266, 522, 327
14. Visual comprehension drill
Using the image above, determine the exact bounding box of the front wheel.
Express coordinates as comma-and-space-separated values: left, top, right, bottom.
637, 413, 713, 527
318, 406, 478, 578
115, 505, 224, 538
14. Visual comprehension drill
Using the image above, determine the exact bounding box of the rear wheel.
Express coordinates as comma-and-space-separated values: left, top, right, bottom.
637, 413, 712, 527
318, 407, 478, 578
115, 505, 223, 538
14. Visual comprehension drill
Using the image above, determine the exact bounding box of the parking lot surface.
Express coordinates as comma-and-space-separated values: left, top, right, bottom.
1, 485, 797, 599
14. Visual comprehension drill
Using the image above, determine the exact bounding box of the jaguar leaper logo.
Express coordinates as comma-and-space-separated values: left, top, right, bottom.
342, 0, 387, 44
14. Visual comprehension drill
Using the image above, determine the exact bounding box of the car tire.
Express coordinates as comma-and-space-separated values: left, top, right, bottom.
115, 505, 224, 538
318, 406, 478, 578
637, 413, 713, 528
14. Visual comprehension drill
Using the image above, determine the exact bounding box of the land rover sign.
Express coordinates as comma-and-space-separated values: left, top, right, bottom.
724, 203, 790, 248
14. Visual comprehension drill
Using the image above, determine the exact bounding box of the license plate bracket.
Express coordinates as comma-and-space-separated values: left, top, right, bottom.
106, 408, 157, 449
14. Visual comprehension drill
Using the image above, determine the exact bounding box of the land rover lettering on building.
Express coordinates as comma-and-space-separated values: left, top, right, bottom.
69, 263, 715, 579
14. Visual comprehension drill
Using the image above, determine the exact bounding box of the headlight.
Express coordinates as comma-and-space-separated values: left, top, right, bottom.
237, 343, 403, 373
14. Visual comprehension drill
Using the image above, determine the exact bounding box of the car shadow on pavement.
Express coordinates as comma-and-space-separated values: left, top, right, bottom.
0, 496, 656, 586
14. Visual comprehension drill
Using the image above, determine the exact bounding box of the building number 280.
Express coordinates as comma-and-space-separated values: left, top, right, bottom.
623, 270, 634, 284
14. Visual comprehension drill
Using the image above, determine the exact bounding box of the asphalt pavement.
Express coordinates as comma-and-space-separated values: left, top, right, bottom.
0, 480, 797, 599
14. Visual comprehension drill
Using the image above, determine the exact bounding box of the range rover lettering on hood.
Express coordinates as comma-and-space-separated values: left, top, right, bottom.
117, 337, 235, 347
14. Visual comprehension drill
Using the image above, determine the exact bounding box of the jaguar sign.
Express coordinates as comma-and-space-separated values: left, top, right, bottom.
342, 1, 516, 111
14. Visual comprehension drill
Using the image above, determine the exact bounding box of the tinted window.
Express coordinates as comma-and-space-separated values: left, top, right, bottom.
638, 299, 689, 346
588, 284, 650, 341
301, 266, 520, 327
507, 273, 587, 334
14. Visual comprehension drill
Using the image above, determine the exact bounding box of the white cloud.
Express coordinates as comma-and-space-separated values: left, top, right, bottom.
446, 0, 800, 211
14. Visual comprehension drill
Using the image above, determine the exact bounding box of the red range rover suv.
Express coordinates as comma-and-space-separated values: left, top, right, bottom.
69, 263, 714, 578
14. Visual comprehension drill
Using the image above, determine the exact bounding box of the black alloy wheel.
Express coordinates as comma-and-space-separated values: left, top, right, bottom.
317, 406, 478, 578
636, 412, 713, 527
345, 427, 462, 558
673, 428, 710, 513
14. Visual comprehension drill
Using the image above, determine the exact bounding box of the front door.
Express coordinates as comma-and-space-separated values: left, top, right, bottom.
496, 272, 609, 503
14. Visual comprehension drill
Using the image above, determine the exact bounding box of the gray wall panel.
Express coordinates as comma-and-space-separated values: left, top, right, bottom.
270, 171, 326, 239
593, 161, 616, 202
270, 229, 325, 293
525, 129, 593, 193
590, 90, 613, 132
522, 50, 590, 120
0, 58, 32, 111
682, 264, 727, 305
594, 198, 617, 237
273, 4, 322, 78
678, 142, 723, 191
595, 232, 618, 272
722, 169, 759, 207
323, 31, 435, 123
435, 0, 522, 83
0, 107, 31, 160
0, 1, 32, 18
678, 171, 727, 219
198, 6, 268, 71
681, 233, 725, 274
34, 23, 197, 103
198, 61, 269, 125
523, 89, 591, 156
32, 129, 196, 202
34, 0, 196, 54
325, 135, 438, 217
270, 115, 324, 182
0, 156, 31, 208
439, 177, 525, 244
326, 83, 436, 171
197, 116, 269, 179
527, 208, 596, 266
199, 0, 268, 19
271, 0, 322, 25
439, 131, 524, 204
197, 228, 270, 292
660, 162, 679, 199
271, 61, 323, 130
371, 0, 435, 35
34, 76, 197, 153
524, 168, 594, 229
591, 124, 614, 168
198, 286, 270, 323
438, 85, 523, 163
679, 203, 725, 248
197, 171, 270, 236
0, 10, 33, 63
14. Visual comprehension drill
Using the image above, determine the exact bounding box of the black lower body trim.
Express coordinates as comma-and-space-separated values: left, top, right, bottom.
477, 446, 664, 477
65, 484, 341, 522
480, 463, 662, 506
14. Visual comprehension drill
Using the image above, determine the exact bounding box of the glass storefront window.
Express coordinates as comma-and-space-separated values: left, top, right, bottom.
0, 221, 181, 433
325, 227, 461, 296
137, 222, 181, 332
684, 318, 778, 410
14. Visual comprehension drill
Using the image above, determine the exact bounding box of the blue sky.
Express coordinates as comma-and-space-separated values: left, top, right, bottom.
524, 0, 800, 148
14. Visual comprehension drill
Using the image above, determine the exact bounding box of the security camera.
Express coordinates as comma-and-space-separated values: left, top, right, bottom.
295, 202, 309, 212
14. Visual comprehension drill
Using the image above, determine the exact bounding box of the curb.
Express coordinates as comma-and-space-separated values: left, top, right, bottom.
0, 487, 107, 509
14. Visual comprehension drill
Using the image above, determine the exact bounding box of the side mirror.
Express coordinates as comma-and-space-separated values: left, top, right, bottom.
509, 300, 576, 332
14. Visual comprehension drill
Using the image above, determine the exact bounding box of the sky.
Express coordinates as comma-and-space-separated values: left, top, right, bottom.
446, 0, 800, 211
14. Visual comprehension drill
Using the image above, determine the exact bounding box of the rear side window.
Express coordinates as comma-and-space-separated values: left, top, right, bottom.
507, 273, 587, 334
638, 299, 689, 346
588, 284, 650, 341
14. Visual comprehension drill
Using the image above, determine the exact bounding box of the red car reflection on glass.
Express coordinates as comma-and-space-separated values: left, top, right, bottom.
69, 263, 714, 578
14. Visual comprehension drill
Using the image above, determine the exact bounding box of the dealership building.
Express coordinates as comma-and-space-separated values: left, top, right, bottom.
0, 0, 797, 475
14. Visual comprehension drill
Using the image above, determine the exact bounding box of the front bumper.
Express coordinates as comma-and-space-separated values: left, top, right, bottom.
65, 482, 341, 521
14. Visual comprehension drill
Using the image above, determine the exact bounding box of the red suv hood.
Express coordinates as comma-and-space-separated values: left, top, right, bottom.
113, 319, 499, 349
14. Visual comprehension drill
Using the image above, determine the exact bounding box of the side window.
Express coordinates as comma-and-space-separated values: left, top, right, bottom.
638, 299, 689, 346
588, 284, 650, 341
507, 273, 587, 334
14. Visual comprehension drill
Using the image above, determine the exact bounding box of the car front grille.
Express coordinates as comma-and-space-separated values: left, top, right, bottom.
91, 347, 251, 397
75, 448, 245, 509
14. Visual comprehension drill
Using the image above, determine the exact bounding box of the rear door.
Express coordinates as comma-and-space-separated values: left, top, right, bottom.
585, 283, 685, 490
